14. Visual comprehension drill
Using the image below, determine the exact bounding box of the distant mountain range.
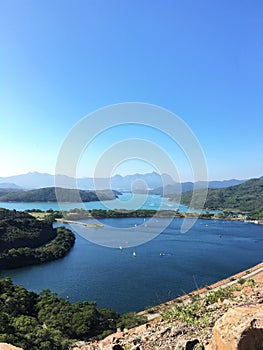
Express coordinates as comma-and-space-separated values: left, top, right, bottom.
0, 172, 247, 192
0, 172, 262, 216
0, 172, 174, 191
0, 182, 22, 190
149, 179, 246, 196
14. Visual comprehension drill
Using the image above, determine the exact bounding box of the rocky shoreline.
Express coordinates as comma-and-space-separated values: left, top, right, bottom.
72, 262, 263, 350
139, 261, 263, 319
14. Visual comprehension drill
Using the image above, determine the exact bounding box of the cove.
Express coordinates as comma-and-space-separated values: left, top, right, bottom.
1, 218, 263, 314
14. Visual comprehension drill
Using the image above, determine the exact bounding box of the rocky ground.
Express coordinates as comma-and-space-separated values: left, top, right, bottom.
72, 263, 263, 350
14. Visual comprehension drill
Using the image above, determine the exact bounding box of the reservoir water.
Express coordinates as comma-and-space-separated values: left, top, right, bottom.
1, 217, 263, 313
0, 193, 212, 212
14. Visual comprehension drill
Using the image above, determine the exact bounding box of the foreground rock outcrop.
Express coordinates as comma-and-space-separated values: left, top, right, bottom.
207, 304, 263, 350
72, 302, 263, 349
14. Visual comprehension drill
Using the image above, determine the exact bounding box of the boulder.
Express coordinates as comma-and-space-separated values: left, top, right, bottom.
207, 304, 263, 350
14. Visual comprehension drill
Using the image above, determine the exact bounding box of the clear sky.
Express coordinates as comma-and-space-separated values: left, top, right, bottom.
1, 0, 262, 181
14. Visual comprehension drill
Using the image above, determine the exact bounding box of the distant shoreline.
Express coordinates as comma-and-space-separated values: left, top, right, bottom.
56, 215, 263, 226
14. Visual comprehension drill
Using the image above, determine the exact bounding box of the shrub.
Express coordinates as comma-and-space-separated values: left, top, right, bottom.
247, 278, 256, 287
205, 288, 233, 304
238, 278, 246, 285
117, 312, 147, 331
163, 300, 210, 327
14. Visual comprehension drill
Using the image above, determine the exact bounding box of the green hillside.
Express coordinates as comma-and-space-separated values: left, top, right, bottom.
0, 187, 118, 202
0, 208, 75, 268
0, 209, 56, 251
0, 278, 147, 350
179, 177, 263, 216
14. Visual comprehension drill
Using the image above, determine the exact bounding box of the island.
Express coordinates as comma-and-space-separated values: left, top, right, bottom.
0, 187, 120, 202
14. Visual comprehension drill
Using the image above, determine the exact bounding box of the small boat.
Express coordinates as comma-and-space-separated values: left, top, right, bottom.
132, 252, 136, 257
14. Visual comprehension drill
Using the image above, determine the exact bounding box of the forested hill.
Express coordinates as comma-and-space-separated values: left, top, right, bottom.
0, 208, 56, 251
0, 187, 119, 202
0, 278, 146, 350
0, 208, 75, 269
179, 177, 263, 214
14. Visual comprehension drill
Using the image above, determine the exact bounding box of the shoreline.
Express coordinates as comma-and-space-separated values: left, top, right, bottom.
140, 261, 263, 320
56, 215, 262, 223
56, 218, 104, 228
75, 262, 263, 349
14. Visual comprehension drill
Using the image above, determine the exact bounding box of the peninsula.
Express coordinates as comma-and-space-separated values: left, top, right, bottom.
0, 208, 75, 269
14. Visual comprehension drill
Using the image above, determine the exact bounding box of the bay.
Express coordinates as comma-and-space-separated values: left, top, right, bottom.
1, 218, 263, 313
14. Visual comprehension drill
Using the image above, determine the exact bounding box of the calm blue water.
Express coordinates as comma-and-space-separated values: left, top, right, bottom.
1, 218, 263, 313
0, 193, 216, 213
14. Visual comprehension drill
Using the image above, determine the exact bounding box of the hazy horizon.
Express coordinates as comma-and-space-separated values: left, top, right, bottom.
0, 170, 258, 183
1, 1, 262, 181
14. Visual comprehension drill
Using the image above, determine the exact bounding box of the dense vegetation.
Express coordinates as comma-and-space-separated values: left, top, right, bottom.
0, 278, 147, 349
0, 209, 56, 251
0, 208, 75, 269
63, 208, 158, 220
27, 208, 251, 223
0, 187, 119, 202
178, 178, 263, 218
0, 226, 75, 269
0, 188, 21, 197
0, 209, 146, 348
59, 208, 183, 221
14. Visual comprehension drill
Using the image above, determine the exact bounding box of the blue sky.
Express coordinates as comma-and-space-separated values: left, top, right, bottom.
1, 0, 262, 181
